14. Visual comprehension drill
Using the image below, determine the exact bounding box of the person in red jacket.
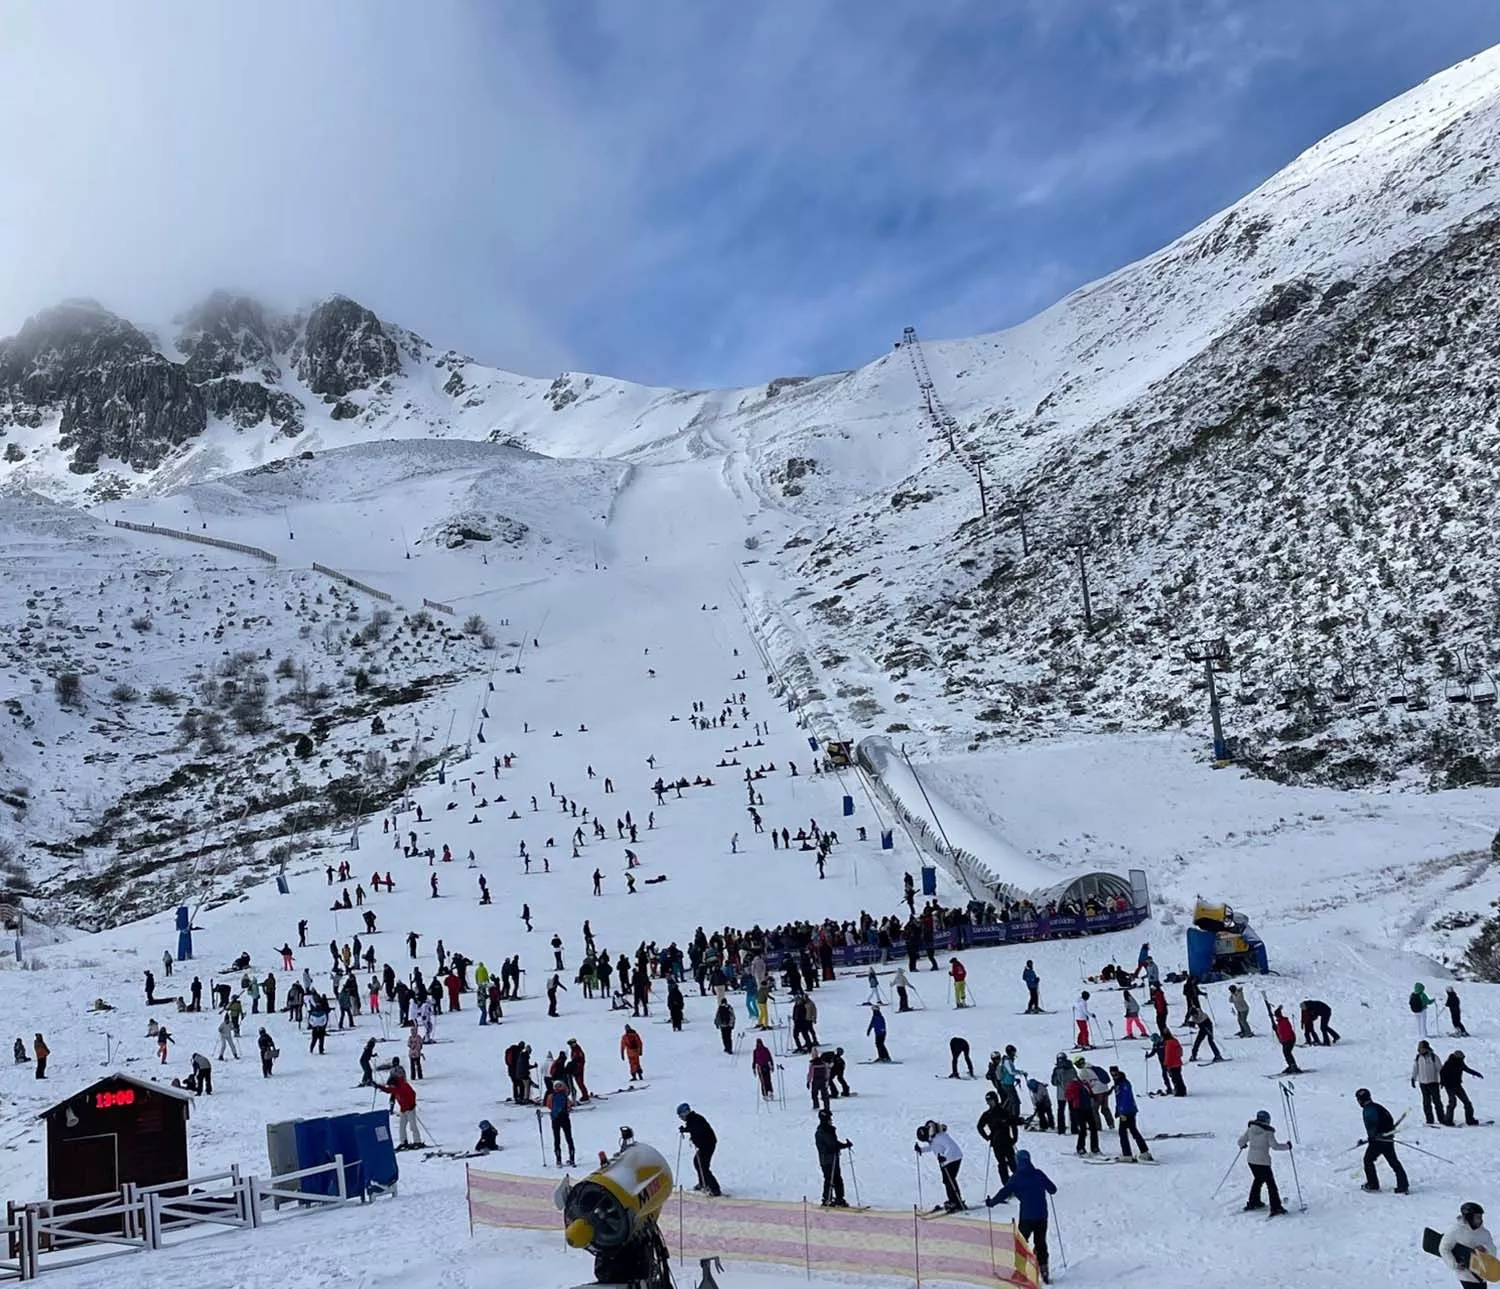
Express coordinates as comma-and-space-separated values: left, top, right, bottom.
1272, 1007, 1301, 1074
445, 971, 461, 1012
949, 959, 969, 1009
620, 1025, 644, 1081
566, 1039, 591, 1102
1149, 985, 1168, 1033
377, 1071, 422, 1148
1161, 1029, 1187, 1097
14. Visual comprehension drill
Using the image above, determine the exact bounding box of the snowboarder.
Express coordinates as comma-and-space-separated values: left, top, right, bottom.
1110, 1068, 1150, 1160
1355, 1088, 1408, 1193
1073, 992, 1093, 1050
815, 1109, 852, 1207
866, 1005, 891, 1062
545, 1080, 576, 1167
1022, 960, 1041, 1014
1237, 1109, 1290, 1215
984, 1151, 1056, 1284
914, 1122, 966, 1212
1413, 1040, 1443, 1124
1300, 999, 1340, 1046
1228, 984, 1253, 1037
1446, 988, 1470, 1038
1441, 1202, 1495, 1288
949, 1036, 974, 1079
677, 1104, 722, 1196
1440, 1050, 1484, 1126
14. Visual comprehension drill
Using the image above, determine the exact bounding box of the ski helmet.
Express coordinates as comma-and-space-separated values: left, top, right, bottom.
1005, 1044, 1016, 1055
985, 1091, 999, 1104
1255, 1110, 1271, 1124
478, 1119, 494, 1131
1354, 1088, 1371, 1103
1462, 1202, 1485, 1221
915, 1124, 930, 1142
818, 1108, 832, 1121
1081, 990, 1090, 999
554, 1079, 567, 1090
676, 1103, 691, 1117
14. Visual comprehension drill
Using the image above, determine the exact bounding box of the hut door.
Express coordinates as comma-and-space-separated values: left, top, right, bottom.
62, 1134, 118, 1198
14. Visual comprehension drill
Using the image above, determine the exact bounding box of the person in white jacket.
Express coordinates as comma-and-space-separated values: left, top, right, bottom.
1073, 992, 1095, 1050
215, 1014, 240, 1060
1412, 1040, 1443, 1125
1236, 1110, 1290, 1215
1440, 1202, 1495, 1287
915, 1121, 967, 1212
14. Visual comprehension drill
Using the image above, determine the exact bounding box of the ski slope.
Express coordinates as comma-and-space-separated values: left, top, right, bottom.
1, 440, 1497, 1289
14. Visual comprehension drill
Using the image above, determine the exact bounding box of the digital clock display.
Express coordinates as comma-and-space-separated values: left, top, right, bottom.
93, 1089, 136, 1110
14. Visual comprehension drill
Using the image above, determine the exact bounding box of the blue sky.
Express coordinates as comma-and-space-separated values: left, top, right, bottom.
0, 3, 1497, 388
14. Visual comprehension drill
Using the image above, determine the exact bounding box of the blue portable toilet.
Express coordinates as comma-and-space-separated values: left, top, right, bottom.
175, 906, 193, 962
880, 830, 894, 850
275, 874, 290, 895
807, 736, 819, 751
920, 866, 937, 896
842, 794, 854, 817
292, 1112, 398, 1199
1185, 927, 1219, 980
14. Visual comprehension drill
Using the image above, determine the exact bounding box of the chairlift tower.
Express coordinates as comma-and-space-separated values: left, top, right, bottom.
1185, 637, 1231, 761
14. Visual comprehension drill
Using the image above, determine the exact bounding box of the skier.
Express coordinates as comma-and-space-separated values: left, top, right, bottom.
377, 1070, 422, 1149
750, 1039, 775, 1100
984, 1150, 1056, 1284
996, 1044, 1024, 1114
1412, 982, 1437, 1038
1413, 1040, 1443, 1124
1440, 1049, 1484, 1126
1065, 1062, 1100, 1155
1122, 987, 1147, 1039
815, 1109, 852, 1207
547, 973, 567, 1018
545, 1080, 576, 1168
1237, 1109, 1290, 1215
1110, 1068, 1150, 1160
1355, 1087, 1409, 1193
914, 1122, 966, 1212
866, 1004, 891, 1063
1022, 960, 1041, 1014
677, 1104, 722, 1196
216, 1012, 240, 1060
976, 1090, 1017, 1184
1446, 988, 1470, 1038
620, 1024, 645, 1081
1441, 1203, 1495, 1288
949, 1036, 974, 1079
892, 966, 912, 1013
359, 1036, 378, 1087
949, 959, 968, 1008
1026, 1078, 1056, 1132
1228, 984, 1253, 1037
1073, 992, 1093, 1050
1300, 999, 1340, 1046
1272, 1007, 1301, 1074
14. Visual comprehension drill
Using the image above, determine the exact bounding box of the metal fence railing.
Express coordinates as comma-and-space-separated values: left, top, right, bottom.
112, 520, 277, 564
311, 563, 394, 603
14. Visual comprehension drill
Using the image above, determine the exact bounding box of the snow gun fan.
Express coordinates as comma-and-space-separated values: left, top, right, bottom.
554, 1141, 675, 1289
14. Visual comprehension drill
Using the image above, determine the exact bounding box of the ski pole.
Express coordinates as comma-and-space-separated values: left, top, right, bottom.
676, 1132, 685, 1184
845, 1146, 862, 1207
1211, 1146, 1244, 1199
1107, 1019, 1121, 1068
916, 1152, 924, 1210
536, 1109, 546, 1166
1049, 1195, 1067, 1268
1399, 1140, 1454, 1165
1286, 1144, 1305, 1211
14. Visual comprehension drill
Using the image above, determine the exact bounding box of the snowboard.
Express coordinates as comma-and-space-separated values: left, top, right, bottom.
857, 1059, 903, 1065
423, 1148, 500, 1161
1150, 1131, 1214, 1140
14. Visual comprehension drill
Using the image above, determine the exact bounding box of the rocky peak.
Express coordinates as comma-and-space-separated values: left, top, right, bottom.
0, 301, 155, 403
175, 291, 281, 382
293, 295, 401, 398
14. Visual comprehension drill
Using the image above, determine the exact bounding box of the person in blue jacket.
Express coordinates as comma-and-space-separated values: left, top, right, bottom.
985, 1150, 1056, 1284
1022, 962, 1041, 1014
1110, 1067, 1150, 1159
866, 1004, 891, 1062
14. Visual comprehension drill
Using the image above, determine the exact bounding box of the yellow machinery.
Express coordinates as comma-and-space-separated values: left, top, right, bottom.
825, 741, 853, 768
555, 1139, 675, 1289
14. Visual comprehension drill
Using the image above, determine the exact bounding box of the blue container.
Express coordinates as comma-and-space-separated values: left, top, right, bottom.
841, 795, 854, 817
880, 830, 894, 851
1185, 927, 1219, 980
920, 866, 937, 896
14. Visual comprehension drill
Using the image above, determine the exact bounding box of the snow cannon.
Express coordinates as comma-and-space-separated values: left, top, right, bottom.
555, 1139, 673, 1248
1187, 900, 1269, 980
